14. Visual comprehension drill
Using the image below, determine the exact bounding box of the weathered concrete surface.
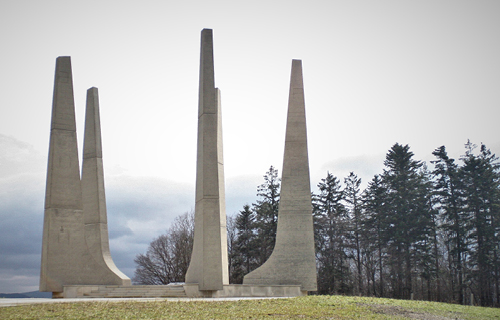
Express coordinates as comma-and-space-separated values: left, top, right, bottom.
185, 28, 229, 291
82, 87, 130, 285
59, 285, 186, 298
184, 284, 305, 298
40, 56, 86, 293
40, 57, 129, 294
243, 59, 318, 291
52, 284, 303, 299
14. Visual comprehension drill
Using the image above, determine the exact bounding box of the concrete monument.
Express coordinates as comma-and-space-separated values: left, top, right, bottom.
243, 59, 318, 292
40, 34, 313, 299
40, 57, 130, 295
185, 29, 229, 291
81, 87, 130, 285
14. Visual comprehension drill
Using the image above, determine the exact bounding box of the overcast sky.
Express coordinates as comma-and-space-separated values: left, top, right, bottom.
1, 0, 499, 293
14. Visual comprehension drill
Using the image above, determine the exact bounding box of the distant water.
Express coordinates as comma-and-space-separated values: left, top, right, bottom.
0, 291, 52, 298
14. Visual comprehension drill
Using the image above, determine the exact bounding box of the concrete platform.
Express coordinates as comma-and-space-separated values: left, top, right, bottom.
0, 296, 288, 308
53, 284, 305, 298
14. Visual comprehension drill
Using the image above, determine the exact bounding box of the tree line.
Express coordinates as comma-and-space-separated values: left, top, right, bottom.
135, 141, 500, 307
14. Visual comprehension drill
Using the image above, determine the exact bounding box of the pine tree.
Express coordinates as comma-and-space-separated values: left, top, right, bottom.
432, 145, 468, 304
314, 172, 351, 294
227, 215, 239, 284
460, 141, 500, 306
362, 174, 388, 297
381, 143, 434, 299
415, 164, 440, 301
252, 166, 281, 266
231, 204, 256, 283
344, 172, 364, 295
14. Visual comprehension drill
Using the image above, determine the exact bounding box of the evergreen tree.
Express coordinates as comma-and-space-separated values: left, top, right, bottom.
432, 145, 468, 304
226, 215, 239, 284
314, 172, 351, 294
344, 172, 364, 295
415, 164, 440, 301
231, 204, 256, 283
253, 166, 280, 266
362, 174, 388, 297
460, 141, 500, 306
381, 143, 434, 299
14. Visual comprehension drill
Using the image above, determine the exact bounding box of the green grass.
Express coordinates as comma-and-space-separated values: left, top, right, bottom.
1, 295, 499, 319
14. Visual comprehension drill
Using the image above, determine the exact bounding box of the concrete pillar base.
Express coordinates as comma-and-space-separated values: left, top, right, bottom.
53, 284, 307, 298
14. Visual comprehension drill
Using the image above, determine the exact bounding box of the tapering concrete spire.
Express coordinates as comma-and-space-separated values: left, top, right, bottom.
185, 29, 229, 291
82, 87, 130, 285
244, 59, 317, 291
43, 56, 82, 210
40, 56, 85, 293
40, 57, 129, 295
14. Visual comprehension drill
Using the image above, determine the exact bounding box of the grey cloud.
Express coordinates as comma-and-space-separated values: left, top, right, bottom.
0, 135, 198, 291
0, 271, 40, 294
98, 175, 196, 279
0, 135, 45, 293
0, 135, 45, 177
104, 173, 269, 277
0, 135, 271, 291
0, 179, 45, 258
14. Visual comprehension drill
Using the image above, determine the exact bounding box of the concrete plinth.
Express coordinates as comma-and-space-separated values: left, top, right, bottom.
185, 29, 229, 291
243, 59, 318, 291
57, 284, 304, 298
183, 284, 305, 298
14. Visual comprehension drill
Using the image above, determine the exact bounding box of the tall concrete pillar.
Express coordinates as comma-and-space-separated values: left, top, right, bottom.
185, 29, 229, 290
243, 59, 317, 291
40, 57, 129, 294
82, 87, 131, 285
40, 56, 86, 293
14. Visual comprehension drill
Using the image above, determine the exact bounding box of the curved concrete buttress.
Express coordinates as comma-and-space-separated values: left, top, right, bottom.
40, 57, 130, 294
243, 60, 318, 292
82, 87, 130, 284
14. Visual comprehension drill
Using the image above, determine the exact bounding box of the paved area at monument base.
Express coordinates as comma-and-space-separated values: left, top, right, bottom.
184, 284, 306, 298
58, 284, 187, 298
13, 284, 306, 300
0, 296, 289, 308
0, 284, 304, 307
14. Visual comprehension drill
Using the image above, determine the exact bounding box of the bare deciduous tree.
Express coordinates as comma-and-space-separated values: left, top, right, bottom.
133, 211, 194, 285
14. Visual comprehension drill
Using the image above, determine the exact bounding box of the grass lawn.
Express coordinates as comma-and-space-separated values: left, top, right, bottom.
1, 295, 499, 319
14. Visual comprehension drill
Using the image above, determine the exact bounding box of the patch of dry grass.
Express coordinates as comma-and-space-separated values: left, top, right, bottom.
1, 295, 499, 319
